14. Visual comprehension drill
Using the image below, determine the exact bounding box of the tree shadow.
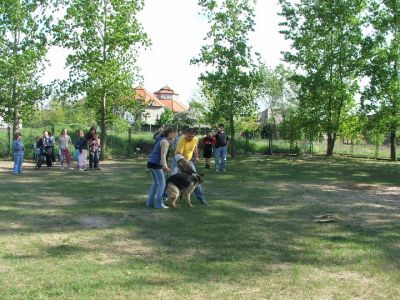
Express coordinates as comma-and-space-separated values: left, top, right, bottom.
0, 157, 399, 285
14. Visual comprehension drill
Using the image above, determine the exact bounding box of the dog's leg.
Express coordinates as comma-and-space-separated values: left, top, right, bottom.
168, 186, 180, 208
183, 188, 194, 207
165, 184, 179, 208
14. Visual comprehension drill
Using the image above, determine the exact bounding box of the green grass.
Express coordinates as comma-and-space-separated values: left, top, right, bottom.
0, 156, 400, 299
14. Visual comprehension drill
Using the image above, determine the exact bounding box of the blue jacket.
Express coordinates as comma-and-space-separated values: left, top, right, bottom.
13, 140, 24, 154
148, 137, 167, 166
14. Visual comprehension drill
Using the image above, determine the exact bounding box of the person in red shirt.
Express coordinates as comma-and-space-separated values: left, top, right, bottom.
202, 130, 216, 169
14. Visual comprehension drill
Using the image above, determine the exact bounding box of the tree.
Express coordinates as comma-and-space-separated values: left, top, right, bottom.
237, 114, 259, 154
156, 108, 174, 127
0, 0, 48, 146
187, 89, 212, 127
54, 0, 149, 159
192, 0, 260, 157
362, 0, 400, 161
173, 109, 199, 129
257, 64, 299, 154
339, 112, 366, 156
279, 0, 366, 155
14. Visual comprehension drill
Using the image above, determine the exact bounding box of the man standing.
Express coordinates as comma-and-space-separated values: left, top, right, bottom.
172, 128, 207, 205
214, 124, 229, 172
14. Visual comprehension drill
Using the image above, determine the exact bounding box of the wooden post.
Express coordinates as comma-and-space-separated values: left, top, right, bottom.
128, 127, 132, 157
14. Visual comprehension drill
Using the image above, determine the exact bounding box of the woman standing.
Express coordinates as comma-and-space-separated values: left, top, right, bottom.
85, 126, 97, 168
146, 127, 175, 209
74, 129, 87, 171
35, 130, 54, 169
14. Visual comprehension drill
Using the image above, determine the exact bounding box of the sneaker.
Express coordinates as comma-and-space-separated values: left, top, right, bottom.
222, 169, 226, 172
215, 169, 219, 172
199, 200, 208, 205
155, 205, 169, 209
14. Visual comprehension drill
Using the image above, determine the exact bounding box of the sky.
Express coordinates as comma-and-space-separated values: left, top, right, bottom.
43, 0, 290, 106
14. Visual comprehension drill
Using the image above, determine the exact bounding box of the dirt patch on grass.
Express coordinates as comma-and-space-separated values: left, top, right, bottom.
76, 215, 117, 228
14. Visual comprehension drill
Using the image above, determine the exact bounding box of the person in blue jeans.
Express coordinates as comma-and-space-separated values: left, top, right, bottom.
214, 124, 229, 172
171, 128, 207, 205
13, 132, 25, 175
146, 127, 175, 209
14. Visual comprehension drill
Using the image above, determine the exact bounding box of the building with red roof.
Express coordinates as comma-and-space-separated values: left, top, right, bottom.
128, 85, 187, 125
153, 86, 187, 113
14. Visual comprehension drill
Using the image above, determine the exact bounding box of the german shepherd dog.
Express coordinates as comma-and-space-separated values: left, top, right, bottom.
165, 158, 204, 208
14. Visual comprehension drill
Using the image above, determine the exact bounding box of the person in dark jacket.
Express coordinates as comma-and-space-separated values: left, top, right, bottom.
213, 124, 229, 172
85, 126, 97, 168
75, 129, 87, 171
35, 130, 54, 169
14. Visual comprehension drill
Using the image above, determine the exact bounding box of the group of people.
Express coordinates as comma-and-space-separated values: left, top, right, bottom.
12, 124, 230, 211
146, 124, 229, 209
12, 126, 101, 174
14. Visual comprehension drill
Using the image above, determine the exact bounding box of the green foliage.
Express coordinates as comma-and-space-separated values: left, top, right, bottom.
187, 91, 211, 127
111, 116, 130, 134
173, 109, 200, 129
192, 0, 261, 156
0, 0, 49, 138
156, 108, 174, 126
279, 0, 366, 155
24, 99, 97, 128
53, 0, 150, 157
339, 112, 366, 143
361, 0, 400, 160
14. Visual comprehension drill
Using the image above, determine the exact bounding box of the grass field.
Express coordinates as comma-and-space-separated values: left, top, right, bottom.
0, 156, 399, 299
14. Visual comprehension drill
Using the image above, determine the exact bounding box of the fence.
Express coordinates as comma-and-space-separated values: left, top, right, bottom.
0, 126, 399, 160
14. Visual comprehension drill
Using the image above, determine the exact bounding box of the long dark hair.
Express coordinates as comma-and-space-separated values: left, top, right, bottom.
161, 127, 175, 137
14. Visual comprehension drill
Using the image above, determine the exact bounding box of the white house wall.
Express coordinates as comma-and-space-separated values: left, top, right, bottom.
144, 107, 165, 125
124, 107, 165, 125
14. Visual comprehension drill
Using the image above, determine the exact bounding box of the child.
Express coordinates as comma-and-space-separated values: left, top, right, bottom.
32, 136, 41, 163
88, 133, 101, 170
202, 130, 215, 169
74, 129, 87, 171
58, 128, 72, 169
13, 133, 24, 175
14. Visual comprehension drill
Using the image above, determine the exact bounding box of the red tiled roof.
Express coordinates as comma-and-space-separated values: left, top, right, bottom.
154, 85, 178, 95
135, 86, 187, 112
159, 99, 187, 112
134, 86, 165, 107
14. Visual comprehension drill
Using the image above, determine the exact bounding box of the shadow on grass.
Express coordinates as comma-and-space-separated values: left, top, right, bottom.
0, 157, 399, 282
